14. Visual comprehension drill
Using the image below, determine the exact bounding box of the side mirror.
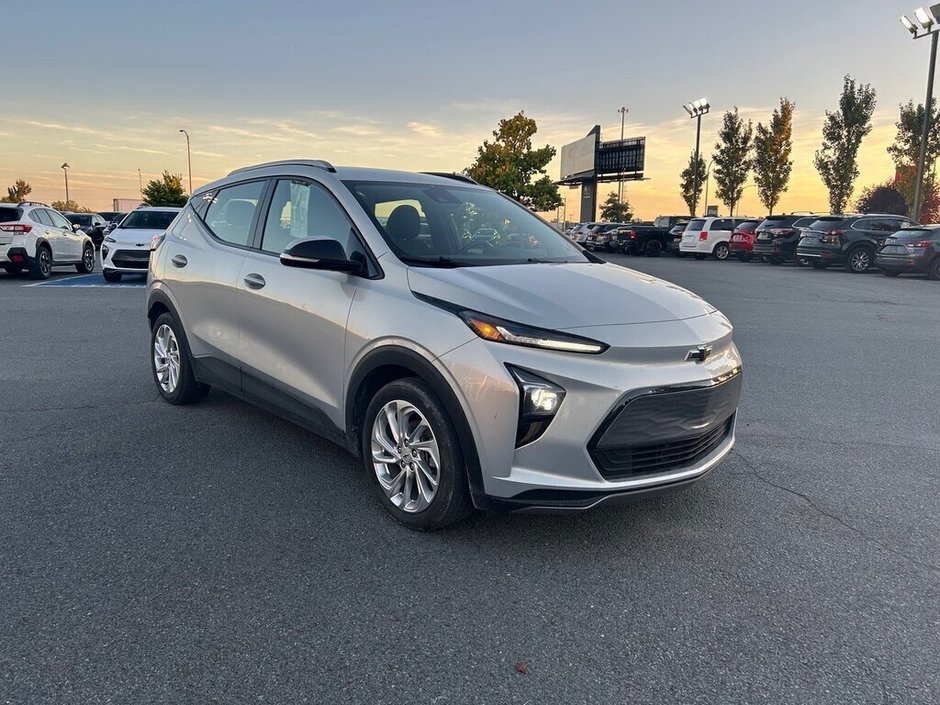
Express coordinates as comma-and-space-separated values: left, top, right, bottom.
72, 223, 82, 231
280, 237, 361, 273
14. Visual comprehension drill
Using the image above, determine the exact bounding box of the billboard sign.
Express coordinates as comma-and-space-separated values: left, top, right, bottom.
595, 137, 645, 180
560, 132, 598, 180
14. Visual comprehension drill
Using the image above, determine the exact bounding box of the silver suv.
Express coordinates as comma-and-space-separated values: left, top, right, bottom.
147, 160, 742, 529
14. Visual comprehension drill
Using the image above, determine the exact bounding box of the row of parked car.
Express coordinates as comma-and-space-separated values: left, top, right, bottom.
570, 213, 940, 280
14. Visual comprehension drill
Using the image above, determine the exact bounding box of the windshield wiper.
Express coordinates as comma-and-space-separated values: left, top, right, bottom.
399, 255, 469, 268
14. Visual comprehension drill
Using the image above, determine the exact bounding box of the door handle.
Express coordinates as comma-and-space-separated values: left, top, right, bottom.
171, 254, 188, 268
243, 273, 266, 289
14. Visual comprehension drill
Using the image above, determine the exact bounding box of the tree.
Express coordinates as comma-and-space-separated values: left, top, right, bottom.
600, 191, 633, 222
142, 171, 188, 207
679, 152, 707, 217
753, 98, 795, 215
712, 107, 753, 217
887, 100, 940, 177
50, 200, 91, 213
1, 179, 32, 203
855, 182, 908, 215
893, 167, 940, 222
466, 112, 562, 211
814, 75, 877, 214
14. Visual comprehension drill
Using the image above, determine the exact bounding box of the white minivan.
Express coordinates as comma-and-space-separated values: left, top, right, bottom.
680, 217, 749, 260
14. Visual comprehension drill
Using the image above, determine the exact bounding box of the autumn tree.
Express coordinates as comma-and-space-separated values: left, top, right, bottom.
712, 107, 753, 217
753, 98, 795, 215
679, 152, 707, 217
599, 191, 633, 222
1, 179, 32, 203
466, 112, 561, 211
887, 100, 940, 176
814, 75, 877, 214
50, 200, 91, 213
142, 171, 188, 207
855, 182, 908, 216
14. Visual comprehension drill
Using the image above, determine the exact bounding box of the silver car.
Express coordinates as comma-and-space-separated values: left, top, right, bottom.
146, 160, 742, 529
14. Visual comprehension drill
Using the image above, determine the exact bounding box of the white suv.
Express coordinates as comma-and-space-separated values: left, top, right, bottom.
679, 217, 751, 261
0, 202, 96, 279
101, 206, 181, 282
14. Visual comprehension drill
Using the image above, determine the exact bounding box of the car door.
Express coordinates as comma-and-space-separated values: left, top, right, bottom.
235, 177, 362, 434
35, 209, 67, 260
46, 209, 82, 260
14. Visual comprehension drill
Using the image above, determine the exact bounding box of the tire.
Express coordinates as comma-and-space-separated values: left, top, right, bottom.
102, 269, 122, 282
76, 245, 95, 273
644, 239, 663, 257
150, 312, 209, 405
811, 261, 829, 270
847, 247, 874, 274
880, 270, 900, 278
768, 255, 784, 265
363, 377, 473, 530
29, 245, 52, 280
713, 242, 730, 261
737, 252, 753, 263
694, 254, 707, 260
927, 257, 940, 281
2, 264, 22, 275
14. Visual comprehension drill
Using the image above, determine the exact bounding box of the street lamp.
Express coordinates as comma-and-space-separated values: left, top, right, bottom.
179, 129, 192, 195
684, 98, 711, 216
138, 168, 143, 198
618, 105, 629, 202
900, 4, 940, 221
60, 162, 70, 204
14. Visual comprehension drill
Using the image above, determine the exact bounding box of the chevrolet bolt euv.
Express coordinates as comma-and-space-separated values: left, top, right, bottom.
147, 160, 743, 529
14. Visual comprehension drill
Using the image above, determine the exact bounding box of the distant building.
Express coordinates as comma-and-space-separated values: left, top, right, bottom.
113, 198, 143, 211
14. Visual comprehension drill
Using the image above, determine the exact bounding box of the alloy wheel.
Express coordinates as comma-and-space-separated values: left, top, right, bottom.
850, 250, 871, 272
39, 249, 51, 276
714, 243, 730, 260
371, 400, 441, 513
153, 324, 181, 393
83, 247, 95, 271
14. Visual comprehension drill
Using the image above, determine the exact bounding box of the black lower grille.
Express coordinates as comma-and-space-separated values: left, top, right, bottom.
111, 250, 150, 269
593, 417, 733, 480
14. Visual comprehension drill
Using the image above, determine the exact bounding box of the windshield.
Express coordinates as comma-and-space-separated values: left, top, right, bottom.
118, 210, 178, 230
66, 214, 93, 226
344, 181, 590, 266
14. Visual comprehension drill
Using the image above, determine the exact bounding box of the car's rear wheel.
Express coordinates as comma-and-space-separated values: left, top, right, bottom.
363, 378, 472, 530
103, 269, 122, 282
713, 242, 730, 261
76, 245, 95, 273
847, 247, 873, 274
29, 245, 52, 280
644, 239, 663, 257
768, 255, 784, 265
927, 257, 940, 281
150, 312, 209, 405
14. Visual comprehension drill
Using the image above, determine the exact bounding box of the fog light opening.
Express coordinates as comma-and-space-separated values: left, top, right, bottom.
507, 365, 566, 448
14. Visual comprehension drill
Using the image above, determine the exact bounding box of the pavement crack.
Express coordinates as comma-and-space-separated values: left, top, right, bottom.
734, 450, 939, 575
738, 431, 940, 456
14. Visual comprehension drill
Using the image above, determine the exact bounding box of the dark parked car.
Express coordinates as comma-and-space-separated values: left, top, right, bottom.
583, 223, 624, 252
617, 215, 688, 257
796, 214, 919, 273
876, 226, 940, 280
667, 223, 688, 256
752, 214, 821, 265
728, 219, 762, 262
64, 212, 108, 249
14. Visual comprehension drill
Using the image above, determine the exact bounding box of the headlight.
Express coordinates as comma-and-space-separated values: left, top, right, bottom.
507, 366, 566, 447
460, 310, 608, 354
104, 236, 116, 244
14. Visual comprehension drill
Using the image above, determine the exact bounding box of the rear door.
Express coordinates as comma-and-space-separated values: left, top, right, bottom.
47, 209, 82, 260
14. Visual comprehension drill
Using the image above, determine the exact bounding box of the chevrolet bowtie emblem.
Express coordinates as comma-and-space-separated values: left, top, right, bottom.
686, 345, 713, 363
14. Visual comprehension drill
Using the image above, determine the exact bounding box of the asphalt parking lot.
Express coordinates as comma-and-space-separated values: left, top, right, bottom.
1, 258, 937, 705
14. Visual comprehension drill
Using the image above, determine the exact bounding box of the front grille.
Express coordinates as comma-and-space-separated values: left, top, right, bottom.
111, 250, 150, 269
589, 371, 741, 481
593, 417, 733, 480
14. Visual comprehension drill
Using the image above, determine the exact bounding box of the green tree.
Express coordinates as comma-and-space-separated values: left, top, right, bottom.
1, 179, 32, 203
142, 171, 188, 207
814, 75, 877, 214
599, 191, 633, 222
679, 152, 707, 217
466, 112, 562, 211
887, 100, 940, 177
712, 107, 753, 217
50, 200, 91, 213
753, 98, 794, 215
855, 182, 908, 215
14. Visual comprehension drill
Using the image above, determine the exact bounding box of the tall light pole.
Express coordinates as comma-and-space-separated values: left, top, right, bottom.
703, 158, 714, 215
683, 98, 711, 216
900, 5, 940, 221
61, 162, 70, 204
138, 168, 143, 198
618, 106, 629, 202
179, 129, 192, 195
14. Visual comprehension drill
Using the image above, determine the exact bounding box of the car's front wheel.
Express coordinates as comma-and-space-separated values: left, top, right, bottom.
363, 378, 472, 530
76, 245, 95, 273
150, 312, 209, 405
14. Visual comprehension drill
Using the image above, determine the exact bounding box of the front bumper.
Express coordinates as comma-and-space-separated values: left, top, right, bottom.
438, 314, 742, 510
101, 245, 151, 273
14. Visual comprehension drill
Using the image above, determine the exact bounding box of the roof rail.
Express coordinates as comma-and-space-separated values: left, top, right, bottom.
227, 159, 336, 177
421, 172, 478, 185
16, 201, 49, 207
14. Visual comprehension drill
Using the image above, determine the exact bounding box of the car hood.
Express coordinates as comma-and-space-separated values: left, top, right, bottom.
109, 227, 165, 244
407, 262, 716, 329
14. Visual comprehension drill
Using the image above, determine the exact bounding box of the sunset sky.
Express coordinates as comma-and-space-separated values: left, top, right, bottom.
0, 0, 930, 220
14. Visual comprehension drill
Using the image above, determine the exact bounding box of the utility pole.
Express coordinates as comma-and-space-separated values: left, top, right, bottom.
179, 129, 192, 195
618, 106, 629, 202
61, 163, 70, 205
138, 169, 143, 198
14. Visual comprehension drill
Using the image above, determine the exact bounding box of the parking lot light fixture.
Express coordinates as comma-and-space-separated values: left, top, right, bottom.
685, 97, 711, 216
902, 15, 918, 35
915, 6, 935, 29
60, 162, 70, 205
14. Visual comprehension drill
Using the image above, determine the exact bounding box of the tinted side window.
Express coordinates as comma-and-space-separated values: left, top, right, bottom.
204, 181, 265, 247
28, 210, 47, 225
47, 211, 72, 229
260, 179, 355, 255
712, 219, 731, 231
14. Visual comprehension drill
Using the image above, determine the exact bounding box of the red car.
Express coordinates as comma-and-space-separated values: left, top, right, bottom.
729, 219, 762, 262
